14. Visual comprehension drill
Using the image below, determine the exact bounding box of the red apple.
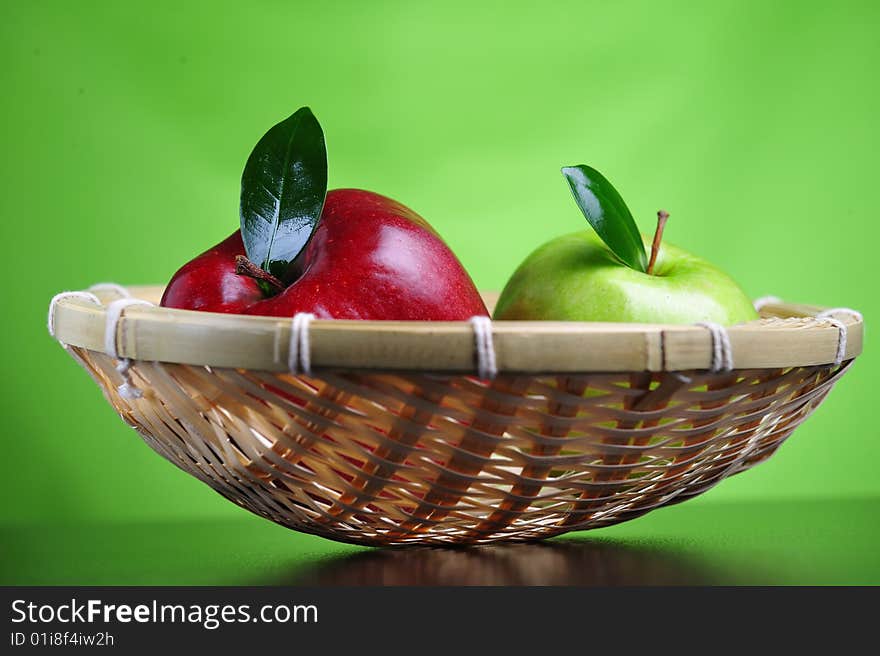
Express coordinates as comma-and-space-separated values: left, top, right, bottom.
158, 231, 263, 314
160, 188, 488, 320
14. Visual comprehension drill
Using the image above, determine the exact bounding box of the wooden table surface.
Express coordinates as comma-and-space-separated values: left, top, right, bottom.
3, 496, 878, 586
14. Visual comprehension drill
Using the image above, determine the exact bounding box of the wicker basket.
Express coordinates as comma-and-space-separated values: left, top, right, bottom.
49, 285, 863, 546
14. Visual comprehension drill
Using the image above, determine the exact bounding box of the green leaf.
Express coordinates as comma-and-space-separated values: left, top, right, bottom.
561, 165, 647, 272
240, 107, 328, 281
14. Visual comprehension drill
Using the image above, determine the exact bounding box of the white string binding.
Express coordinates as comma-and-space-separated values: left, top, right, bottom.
753, 295, 782, 312
88, 282, 132, 298
695, 321, 733, 373
815, 308, 862, 367
47, 291, 101, 339
288, 313, 316, 375
469, 315, 497, 380
104, 298, 154, 399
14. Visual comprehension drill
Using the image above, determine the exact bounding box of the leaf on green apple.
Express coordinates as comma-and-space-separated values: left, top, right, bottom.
561, 165, 648, 272
240, 107, 328, 282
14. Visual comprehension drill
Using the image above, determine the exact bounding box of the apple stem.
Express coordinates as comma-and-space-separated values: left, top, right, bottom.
646, 210, 669, 275
235, 255, 285, 294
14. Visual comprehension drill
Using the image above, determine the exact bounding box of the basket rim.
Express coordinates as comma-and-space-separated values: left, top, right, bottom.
48, 284, 864, 373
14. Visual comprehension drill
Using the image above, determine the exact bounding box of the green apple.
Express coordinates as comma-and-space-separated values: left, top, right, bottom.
494, 230, 758, 324
493, 165, 758, 325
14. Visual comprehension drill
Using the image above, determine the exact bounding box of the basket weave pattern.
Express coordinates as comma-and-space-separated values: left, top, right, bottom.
68, 345, 847, 546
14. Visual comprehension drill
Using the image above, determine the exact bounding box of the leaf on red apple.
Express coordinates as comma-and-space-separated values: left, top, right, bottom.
240, 107, 328, 282
561, 165, 648, 272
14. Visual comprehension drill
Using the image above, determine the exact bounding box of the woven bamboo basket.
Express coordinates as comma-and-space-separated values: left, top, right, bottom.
48, 285, 863, 546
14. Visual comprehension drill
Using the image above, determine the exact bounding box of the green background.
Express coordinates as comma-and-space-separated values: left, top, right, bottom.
2, 0, 877, 583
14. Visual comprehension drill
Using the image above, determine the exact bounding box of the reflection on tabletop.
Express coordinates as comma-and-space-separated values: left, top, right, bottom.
285, 539, 755, 586
4, 499, 877, 585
